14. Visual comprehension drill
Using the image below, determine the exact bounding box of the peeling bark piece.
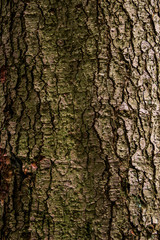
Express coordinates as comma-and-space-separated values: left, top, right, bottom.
0, 66, 6, 83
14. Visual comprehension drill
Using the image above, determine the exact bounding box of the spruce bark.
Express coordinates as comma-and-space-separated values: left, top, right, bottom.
0, 0, 160, 239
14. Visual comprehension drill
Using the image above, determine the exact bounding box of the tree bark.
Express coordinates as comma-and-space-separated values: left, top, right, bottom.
0, 0, 160, 239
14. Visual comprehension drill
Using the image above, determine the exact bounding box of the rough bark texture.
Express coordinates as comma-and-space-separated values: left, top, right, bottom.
0, 0, 160, 239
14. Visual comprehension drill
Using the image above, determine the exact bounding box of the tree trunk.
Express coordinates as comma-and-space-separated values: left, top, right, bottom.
0, 0, 160, 239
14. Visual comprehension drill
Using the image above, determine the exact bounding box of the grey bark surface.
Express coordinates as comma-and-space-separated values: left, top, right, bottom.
0, 0, 160, 239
